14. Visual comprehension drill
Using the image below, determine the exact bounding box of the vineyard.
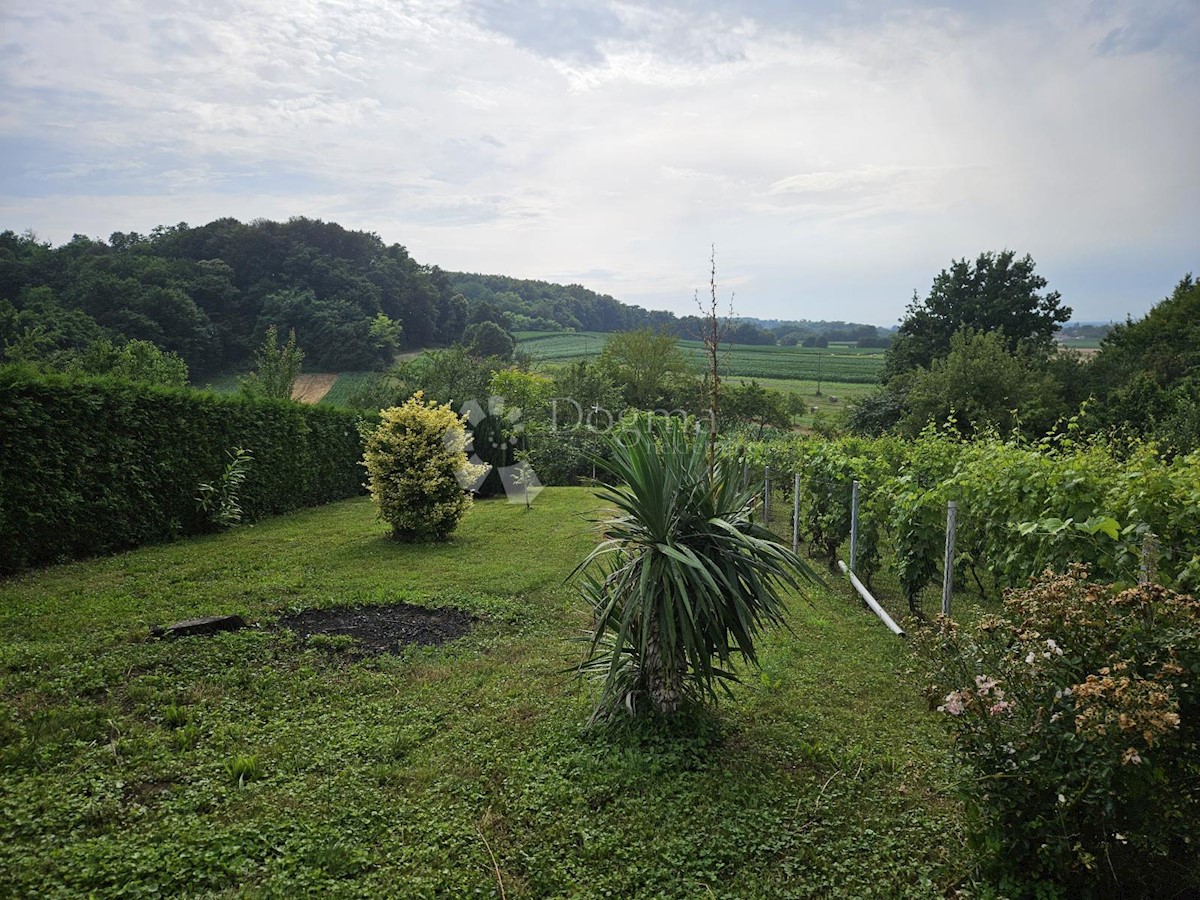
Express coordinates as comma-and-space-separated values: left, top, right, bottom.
735, 428, 1200, 619
515, 331, 886, 384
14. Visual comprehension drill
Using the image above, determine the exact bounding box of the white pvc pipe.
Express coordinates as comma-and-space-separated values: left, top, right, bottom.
838, 560, 905, 637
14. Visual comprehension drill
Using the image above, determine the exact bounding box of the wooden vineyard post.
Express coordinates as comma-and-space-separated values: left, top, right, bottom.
942, 501, 957, 617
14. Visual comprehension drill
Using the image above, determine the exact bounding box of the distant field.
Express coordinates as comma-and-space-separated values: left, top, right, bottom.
516, 331, 885, 384
291, 373, 337, 403
515, 331, 609, 362
319, 372, 379, 408
1057, 339, 1103, 353
197, 374, 238, 394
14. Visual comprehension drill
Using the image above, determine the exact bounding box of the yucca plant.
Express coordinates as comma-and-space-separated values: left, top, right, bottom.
575, 415, 821, 722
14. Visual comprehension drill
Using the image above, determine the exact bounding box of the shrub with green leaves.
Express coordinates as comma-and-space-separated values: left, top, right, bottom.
238, 324, 303, 401
196, 447, 253, 530
362, 391, 484, 542
575, 416, 820, 721
918, 568, 1200, 896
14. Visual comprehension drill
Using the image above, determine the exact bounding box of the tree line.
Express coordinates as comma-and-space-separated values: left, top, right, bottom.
0, 217, 470, 377
849, 250, 1198, 454
448, 271, 891, 346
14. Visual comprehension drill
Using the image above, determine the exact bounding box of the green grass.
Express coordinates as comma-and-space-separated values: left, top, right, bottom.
517, 331, 885, 385
197, 374, 240, 394
0, 490, 968, 897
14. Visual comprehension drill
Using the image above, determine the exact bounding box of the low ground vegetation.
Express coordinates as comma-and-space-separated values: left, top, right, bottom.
1, 492, 966, 897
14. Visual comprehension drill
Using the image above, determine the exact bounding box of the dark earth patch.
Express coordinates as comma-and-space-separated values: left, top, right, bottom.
279, 602, 475, 656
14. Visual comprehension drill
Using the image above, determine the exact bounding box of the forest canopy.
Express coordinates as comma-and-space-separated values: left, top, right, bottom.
0, 218, 468, 376
1, 217, 903, 382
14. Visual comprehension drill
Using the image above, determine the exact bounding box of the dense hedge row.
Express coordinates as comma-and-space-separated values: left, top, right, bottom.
0, 369, 368, 574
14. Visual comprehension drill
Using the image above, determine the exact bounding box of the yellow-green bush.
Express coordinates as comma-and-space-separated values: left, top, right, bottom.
362, 392, 484, 541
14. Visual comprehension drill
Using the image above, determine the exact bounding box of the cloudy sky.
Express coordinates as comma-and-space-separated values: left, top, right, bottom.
1, 0, 1197, 325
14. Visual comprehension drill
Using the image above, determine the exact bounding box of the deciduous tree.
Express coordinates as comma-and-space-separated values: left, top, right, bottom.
239, 324, 303, 401
596, 328, 696, 411
884, 250, 1070, 380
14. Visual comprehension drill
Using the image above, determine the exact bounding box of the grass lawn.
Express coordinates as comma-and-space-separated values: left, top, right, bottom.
0, 490, 967, 898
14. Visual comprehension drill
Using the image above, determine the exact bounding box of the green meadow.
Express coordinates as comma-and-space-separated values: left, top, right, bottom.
0, 491, 965, 898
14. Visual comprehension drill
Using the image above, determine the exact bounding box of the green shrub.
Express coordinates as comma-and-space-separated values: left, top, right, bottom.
0, 368, 367, 574
361, 391, 484, 542
575, 416, 820, 721
918, 568, 1200, 896
238, 324, 303, 401
195, 447, 253, 530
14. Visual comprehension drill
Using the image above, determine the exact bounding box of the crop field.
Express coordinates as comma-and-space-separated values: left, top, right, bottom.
318, 371, 379, 408
516, 331, 885, 385
725, 376, 871, 400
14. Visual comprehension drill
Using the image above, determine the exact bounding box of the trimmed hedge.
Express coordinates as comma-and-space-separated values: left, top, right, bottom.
0, 368, 369, 574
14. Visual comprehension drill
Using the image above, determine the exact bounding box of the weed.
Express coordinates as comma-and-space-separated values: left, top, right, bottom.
224, 753, 263, 786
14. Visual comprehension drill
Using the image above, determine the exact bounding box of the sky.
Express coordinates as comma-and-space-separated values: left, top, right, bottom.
1, 0, 1197, 326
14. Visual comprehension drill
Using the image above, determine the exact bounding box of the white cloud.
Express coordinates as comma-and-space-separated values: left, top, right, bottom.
1, 0, 1196, 323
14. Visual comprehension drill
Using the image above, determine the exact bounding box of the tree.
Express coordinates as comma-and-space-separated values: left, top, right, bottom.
550, 359, 623, 422
110, 340, 189, 388
897, 329, 1066, 438
1085, 273, 1200, 452
239, 325, 303, 400
883, 250, 1071, 380
468, 300, 510, 328
367, 312, 403, 362
463, 320, 515, 359
596, 328, 696, 411
721, 380, 791, 438
575, 416, 819, 720
361, 392, 486, 542
487, 369, 556, 421
846, 387, 908, 437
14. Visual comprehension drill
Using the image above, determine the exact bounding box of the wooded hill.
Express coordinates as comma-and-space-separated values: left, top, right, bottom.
0, 218, 467, 376
1, 216, 890, 379
448, 270, 892, 346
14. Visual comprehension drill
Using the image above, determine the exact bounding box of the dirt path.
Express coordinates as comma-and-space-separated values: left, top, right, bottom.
290, 373, 338, 404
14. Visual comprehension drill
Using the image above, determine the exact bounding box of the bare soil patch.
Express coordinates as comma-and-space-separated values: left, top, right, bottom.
290, 373, 339, 404
279, 602, 475, 656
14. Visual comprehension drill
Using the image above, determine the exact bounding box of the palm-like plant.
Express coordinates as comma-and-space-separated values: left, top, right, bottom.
575, 416, 821, 721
